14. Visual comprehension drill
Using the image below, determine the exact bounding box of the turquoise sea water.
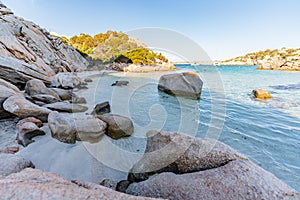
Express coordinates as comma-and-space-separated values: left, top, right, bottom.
15, 66, 300, 192
93, 65, 300, 191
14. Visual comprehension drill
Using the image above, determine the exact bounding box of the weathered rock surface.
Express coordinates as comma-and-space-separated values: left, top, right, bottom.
100, 179, 118, 190
128, 130, 245, 182
43, 101, 88, 113
3, 95, 51, 121
0, 78, 20, 119
0, 3, 88, 81
16, 120, 45, 147
158, 72, 203, 99
252, 88, 272, 99
17, 117, 43, 128
0, 154, 34, 176
127, 160, 300, 200
0, 168, 157, 200
48, 111, 107, 144
97, 114, 134, 139
25, 79, 60, 99
0, 53, 51, 88
126, 130, 300, 199
51, 72, 83, 89
32, 94, 60, 104
92, 101, 111, 115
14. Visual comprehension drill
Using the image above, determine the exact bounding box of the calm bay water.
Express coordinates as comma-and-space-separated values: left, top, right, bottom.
13, 65, 300, 192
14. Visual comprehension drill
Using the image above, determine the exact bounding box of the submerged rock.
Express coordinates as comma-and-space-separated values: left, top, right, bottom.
3, 95, 51, 122
111, 80, 129, 86
0, 154, 34, 177
43, 101, 88, 113
252, 88, 272, 99
92, 101, 111, 115
158, 72, 203, 100
125, 130, 300, 199
0, 168, 155, 200
97, 114, 134, 139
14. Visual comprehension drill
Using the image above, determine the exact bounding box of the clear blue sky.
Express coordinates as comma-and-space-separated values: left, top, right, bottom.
2, 0, 300, 60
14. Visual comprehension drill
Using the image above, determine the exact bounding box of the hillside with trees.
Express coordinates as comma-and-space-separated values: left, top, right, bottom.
62, 31, 169, 65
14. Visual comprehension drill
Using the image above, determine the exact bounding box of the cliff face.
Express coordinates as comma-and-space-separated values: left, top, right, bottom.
0, 2, 88, 79
219, 48, 300, 71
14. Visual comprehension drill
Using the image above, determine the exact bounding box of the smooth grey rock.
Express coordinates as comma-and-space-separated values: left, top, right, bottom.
48, 111, 76, 144
25, 79, 60, 100
126, 130, 300, 199
16, 121, 45, 147
127, 160, 300, 200
0, 168, 156, 200
71, 97, 87, 104
3, 95, 51, 122
51, 73, 83, 89
97, 114, 134, 139
128, 130, 245, 182
0, 154, 34, 176
48, 111, 107, 144
43, 101, 88, 113
158, 72, 203, 99
91, 101, 111, 115
32, 94, 60, 104
17, 117, 43, 128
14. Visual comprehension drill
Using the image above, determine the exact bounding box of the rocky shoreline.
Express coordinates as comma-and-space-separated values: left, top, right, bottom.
1, 1, 300, 199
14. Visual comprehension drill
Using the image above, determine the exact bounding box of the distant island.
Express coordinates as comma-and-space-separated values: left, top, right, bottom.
216, 48, 300, 71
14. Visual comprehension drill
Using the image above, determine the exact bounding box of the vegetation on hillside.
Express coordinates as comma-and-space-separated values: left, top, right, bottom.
62, 31, 169, 64
223, 48, 300, 64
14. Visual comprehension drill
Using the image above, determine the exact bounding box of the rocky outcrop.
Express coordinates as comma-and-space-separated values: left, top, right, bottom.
3, 95, 51, 122
97, 114, 134, 139
125, 130, 300, 199
48, 111, 107, 144
43, 101, 88, 113
158, 72, 203, 100
127, 160, 300, 200
0, 78, 20, 119
0, 3, 88, 81
0, 154, 34, 176
0, 168, 157, 200
252, 88, 272, 99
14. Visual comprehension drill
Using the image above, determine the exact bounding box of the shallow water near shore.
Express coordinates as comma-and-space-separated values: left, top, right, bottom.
7, 65, 300, 192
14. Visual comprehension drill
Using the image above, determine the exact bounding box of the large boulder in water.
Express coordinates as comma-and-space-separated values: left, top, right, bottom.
0, 154, 34, 177
51, 73, 83, 89
97, 114, 134, 139
158, 72, 203, 99
3, 95, 51, 122
0, 168, 155, 200
125, 130, 300, 199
